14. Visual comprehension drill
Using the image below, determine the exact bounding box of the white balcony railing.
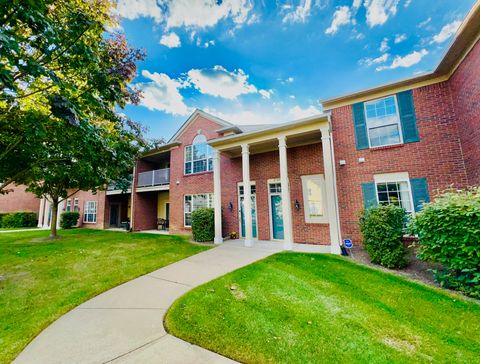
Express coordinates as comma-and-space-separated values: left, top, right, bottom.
137, 168, 170, 188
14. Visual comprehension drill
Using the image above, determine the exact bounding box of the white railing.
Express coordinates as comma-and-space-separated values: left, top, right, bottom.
137, 168, 170, 187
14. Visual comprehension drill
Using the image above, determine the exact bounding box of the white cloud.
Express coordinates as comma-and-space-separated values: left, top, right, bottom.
288, 105, 322, 119
417, 17, 431, 28
159, 32, 181, 48
187, 65, 258, 99
165, 0, 254, 29
379, 37, 389, 52
325, 6, 352, 35
360, 53, 389, 66
432, 20, 462, 44
203, 40, 216, 48
376, 49, 428, 71
283, 0, 313, 23
117, 0, 163, 23
352, 0, 362, 10
137, 70, 190, 115
394, 33, 407, 43
404, 0, 412, 7
259, 89, 273, 99
364, 0, 400, 27
204, 108, 276, 125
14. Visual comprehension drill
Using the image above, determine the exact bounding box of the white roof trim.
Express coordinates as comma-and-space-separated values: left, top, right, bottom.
168, 109, 234, 142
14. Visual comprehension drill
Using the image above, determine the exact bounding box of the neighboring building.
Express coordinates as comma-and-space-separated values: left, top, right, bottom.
0, 2, 478, 253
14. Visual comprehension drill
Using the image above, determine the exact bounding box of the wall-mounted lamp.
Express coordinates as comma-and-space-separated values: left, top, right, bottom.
294, 200, 301, 211
228, 201, 233, 212
176, 179, 180, 185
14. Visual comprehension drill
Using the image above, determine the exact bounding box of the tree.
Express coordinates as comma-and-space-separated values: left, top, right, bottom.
0, 0, 148, 237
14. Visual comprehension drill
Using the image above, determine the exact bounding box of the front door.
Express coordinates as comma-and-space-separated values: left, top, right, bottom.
165, 203, 170, 229
269, 182, 284, 240
110, 204, 119, 226
239, 183, 257, 238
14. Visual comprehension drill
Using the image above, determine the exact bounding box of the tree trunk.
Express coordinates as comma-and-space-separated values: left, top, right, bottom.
49, 196, 59, 239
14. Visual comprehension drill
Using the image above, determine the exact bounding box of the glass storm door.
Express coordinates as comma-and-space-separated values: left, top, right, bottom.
239, 184, 257, 238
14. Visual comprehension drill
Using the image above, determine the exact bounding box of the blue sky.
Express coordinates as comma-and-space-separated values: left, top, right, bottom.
115, 0, 476, 140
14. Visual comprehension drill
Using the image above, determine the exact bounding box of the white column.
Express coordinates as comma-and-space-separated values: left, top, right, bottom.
37, 197, 45, 227
321, 126, 342, 255
56, 200, 64, 229
278, 136, 294, 250
213, 149, 223, 244
43, 199, 51, 227
241, 144, 253, 247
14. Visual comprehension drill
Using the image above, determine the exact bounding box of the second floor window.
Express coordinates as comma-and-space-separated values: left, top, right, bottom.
364, 95, 402, 147
184, 134, 213, 175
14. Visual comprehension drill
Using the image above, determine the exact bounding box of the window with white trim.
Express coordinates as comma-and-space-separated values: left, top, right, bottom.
73, 198, 79, 212
364, 95, 402, 147
184, 194, 213, 227
375, 181, 413, 213
66, 199, 72, 212
83, 201, 97, 223
301, 175, 327, 223
184, 134, 214, 175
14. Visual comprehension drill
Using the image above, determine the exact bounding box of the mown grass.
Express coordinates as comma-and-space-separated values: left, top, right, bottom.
0, 229, 209, 363
166, 252, 480, 364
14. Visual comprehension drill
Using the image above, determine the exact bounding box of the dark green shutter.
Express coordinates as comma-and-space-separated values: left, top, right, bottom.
362, 182, 377, 209
397, 90, 420, 143
352, 102, 369, 150
410, 178, 430, 212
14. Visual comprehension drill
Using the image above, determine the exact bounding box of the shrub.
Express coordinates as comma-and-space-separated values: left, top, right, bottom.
191, 208, 215, 242
60, 211, 80, 229
0, 212, 37, 228
359, 204, 407, 269
410, 188, 480, 298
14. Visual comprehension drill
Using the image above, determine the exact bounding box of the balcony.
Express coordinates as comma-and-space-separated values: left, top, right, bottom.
136, 168, 170, 192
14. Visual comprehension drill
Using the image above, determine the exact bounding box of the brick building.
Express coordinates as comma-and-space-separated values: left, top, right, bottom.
1, 2, 479, 253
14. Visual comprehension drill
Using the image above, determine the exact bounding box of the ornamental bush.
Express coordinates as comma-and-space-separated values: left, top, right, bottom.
410, 188, 480, 298
359, 204, 408, 269
191, 208, 215, 242
60, 211, 80, 229
0, 212, 37, 228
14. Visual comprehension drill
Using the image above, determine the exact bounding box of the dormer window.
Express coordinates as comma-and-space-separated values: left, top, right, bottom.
184, 134, 214, 175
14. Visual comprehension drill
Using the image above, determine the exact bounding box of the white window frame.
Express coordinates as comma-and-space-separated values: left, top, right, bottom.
184, 134, 213, 175
301, 174, 328, 223
374, 172, 414, 213
73, 198, 79, 212
83, 201, 97, 223
183, 193, 213, 227
66, 199, 72, 212
364, 95, 403, 148
238, 181, 257, 239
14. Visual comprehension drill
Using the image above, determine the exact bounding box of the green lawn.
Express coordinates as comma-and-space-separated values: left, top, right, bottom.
166, 253, 480, 364
0, 229, 210, 363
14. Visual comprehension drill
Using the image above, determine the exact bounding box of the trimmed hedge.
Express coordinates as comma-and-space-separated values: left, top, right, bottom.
191, 208, 215, 242
60, 211, 80, 229
0, 212, 37, 228
410, 188, 480, 298
359, 204, 408, 269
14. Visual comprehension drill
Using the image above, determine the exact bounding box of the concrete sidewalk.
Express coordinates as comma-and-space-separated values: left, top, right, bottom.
14, 241, 283, 364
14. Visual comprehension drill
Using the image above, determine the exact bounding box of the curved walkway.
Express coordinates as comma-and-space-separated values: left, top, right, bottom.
14, 240, 283, 364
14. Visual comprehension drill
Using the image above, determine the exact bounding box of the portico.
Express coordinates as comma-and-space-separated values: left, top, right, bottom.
209, 114, 342, 254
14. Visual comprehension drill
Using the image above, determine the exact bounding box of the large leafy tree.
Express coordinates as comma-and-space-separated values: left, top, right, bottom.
0, 0, 148, 238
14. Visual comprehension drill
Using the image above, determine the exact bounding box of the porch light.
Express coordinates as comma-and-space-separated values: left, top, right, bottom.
294, 199, 301, 211
228, 201, 233, 211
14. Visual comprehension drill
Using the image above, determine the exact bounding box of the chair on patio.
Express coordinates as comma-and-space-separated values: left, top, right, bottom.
157, 218, 166, 231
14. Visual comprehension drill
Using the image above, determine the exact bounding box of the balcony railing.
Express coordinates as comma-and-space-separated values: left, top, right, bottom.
137, 168, 170, 188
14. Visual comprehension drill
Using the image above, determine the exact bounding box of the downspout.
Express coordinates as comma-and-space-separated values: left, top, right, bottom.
327, 113, 343, 248
130, 163, 137, 231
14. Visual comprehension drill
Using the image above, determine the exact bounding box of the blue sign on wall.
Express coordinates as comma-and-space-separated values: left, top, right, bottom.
343, 239, 353, 248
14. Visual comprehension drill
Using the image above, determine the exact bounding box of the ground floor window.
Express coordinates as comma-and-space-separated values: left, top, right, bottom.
73, 198, 79, 212
184, 194, 213, 227
374, 172, 413, 213
83, 201, 97, 223
301, 174, 327, 223
66, 199, 72, 212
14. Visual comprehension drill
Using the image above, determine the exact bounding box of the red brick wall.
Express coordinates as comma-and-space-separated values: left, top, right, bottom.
168, 115, 224, 235
221, 143, 331, 245
449, 39, 480, 186
330, 82, 468, 243
132, 160, 158, 231
64, 190, 106, 229
0, 184, 40, 213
